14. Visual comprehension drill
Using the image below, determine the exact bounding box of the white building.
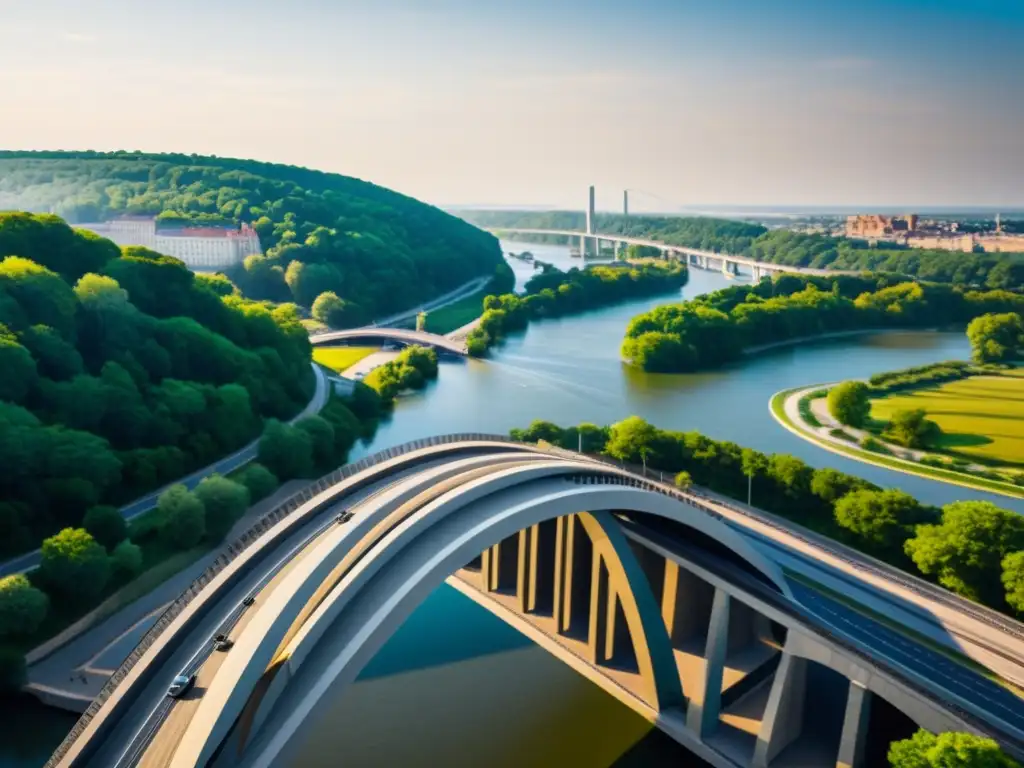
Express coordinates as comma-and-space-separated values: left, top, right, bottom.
78, 217, 261, 271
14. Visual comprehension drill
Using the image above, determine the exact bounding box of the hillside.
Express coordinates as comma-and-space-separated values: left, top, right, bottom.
0, 212, 314, 555
0, 151, 504, 325
459, 209, 1024, 290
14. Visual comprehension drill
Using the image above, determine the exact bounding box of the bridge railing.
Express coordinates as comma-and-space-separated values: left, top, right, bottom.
564, 472, 1024, 753
43, 432, 519, 768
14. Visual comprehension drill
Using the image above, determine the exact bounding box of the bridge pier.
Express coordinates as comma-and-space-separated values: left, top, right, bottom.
836, 682, 871, 768
753, 650, 807, 767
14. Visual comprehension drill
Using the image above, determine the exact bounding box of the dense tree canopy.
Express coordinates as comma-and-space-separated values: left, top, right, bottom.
460, 210, 1024, 290
0, 151, 503, 322
889, 730, 1020, 767
0, 213, 314, 556
967, 312, 1024, 363
622, 272, 1024, 372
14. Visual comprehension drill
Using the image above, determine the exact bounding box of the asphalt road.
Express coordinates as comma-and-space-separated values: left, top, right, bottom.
0, 363, 329, 579
369, 276, 489, 329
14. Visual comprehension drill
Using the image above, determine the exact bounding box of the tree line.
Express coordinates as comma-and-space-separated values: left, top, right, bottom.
466, 262, 689, 356
0, 151, 504, 324
622, 272, 1024, 372
458, 209, 1024, 290
0, 212, 314, 556
509, 417, 1024, 619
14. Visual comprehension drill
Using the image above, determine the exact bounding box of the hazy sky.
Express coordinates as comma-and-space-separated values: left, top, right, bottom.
1, 0, 1022, 210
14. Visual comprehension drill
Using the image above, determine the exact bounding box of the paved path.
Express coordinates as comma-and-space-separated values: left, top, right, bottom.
0, 364, 329, 578
339, 350, 400, 380
24, 481, 310, 708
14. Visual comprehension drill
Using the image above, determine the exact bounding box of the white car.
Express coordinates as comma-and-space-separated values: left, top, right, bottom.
167, 673, 196, 698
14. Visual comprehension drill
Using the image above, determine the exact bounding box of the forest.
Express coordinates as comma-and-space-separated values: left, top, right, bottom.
0, 151, 504, 324
0, 212, 314, 555
622, 272, 1024, 372
466, 261, 688, 355
459, 210, 1024, 290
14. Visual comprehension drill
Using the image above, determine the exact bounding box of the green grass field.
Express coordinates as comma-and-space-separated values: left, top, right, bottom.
870, 374, 1024, 466
420, 289, 487, 335
313, 346, 379, 373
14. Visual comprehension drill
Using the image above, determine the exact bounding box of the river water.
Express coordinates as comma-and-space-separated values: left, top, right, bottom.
7, 241, 1018, 767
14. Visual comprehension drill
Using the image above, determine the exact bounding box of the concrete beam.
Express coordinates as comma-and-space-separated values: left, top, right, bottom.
687, 587, 731, 737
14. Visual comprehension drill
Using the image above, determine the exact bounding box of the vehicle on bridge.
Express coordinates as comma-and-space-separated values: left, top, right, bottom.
47, 436, 1024, 768
166, 674, 195, 699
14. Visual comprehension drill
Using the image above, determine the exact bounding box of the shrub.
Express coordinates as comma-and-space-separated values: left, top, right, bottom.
39, 528, 111, 603
194, 475, 250, 543
0, 574, 49, 637
828, 381, 871, 427
234, 463, 279, 502
82, 505, 128, 550
157, 485, 206, 550
859, 436, 889, 454
111, 540, 143, 578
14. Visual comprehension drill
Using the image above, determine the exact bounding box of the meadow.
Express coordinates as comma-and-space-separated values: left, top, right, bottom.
312, 346, 379, 374
869, 373, 1024, 466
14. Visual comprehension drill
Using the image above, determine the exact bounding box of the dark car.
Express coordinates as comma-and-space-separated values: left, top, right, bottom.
242, 595, 255, 607
167, 673, 196, 698
335, 511, 353, 524
213, 633, 234, 652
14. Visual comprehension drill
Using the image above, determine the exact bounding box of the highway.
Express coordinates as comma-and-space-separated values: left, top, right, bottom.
0, 363, 329, 579
66, 442, 1024, 768
364, 275, 490, 329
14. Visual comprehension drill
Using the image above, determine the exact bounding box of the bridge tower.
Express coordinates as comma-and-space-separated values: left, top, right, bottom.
623, 189, 629, 217
583, 185, 597, 259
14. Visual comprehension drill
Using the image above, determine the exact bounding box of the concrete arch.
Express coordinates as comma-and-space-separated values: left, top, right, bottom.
309, 327, 467, 355
172, 460, 794, 768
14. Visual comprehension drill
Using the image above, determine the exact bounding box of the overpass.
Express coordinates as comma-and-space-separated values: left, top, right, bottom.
488, 227, 862, 281
308, 327, 468, 356
46, 438, 1024, 768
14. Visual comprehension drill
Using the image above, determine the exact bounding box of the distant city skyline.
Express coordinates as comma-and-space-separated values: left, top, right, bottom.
1, 0, 1022, 210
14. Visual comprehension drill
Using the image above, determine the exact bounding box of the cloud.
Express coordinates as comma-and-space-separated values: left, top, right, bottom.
817, 57, 876, 71
62, 32, 96, 43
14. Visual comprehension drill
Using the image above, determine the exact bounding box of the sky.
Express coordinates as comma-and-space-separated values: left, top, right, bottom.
1, 0, 1022, 211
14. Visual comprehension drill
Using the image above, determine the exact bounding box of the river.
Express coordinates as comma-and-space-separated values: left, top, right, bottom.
7, 240, 1018, 767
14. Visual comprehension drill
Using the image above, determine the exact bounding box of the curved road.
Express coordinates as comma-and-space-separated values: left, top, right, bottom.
58, 438, 1024, 768
0, 363, 330, 579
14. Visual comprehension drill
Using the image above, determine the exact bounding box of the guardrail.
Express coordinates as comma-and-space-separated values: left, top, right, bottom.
43, 432, 518, 768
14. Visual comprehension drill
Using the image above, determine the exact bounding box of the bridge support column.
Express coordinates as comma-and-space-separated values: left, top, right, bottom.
518, 522, 557, 615
753, 651, 807, 768
836, 682, 871, 768
553, 514, 592, 639
686, 588, 730, 737
483, 536, 519, 594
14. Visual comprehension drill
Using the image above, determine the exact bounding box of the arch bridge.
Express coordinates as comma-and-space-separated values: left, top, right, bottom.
46, 438, 1024, 768
308, 327, 468, 356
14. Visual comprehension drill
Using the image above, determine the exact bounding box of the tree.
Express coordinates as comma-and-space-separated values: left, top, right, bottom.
828, 381, 872, 427
39, 528, 111, 602
296, 415, 337, 472
889, 729, 1020, 767
834, 489, 929, 559
82, 505, 128, 550
883, 408, 941, 449
0, 325, 37, 403
967, 312, 1024, 364
905, 501, 1024, 607
810, 468, 875, 503
194, 474, 251, 542
234, 463, 279, 503
1003, 551, 1024, 616
157, 485, 206, 550
0, 574, 49, 637
0, 648, 26, 692
674, 471, 693, 490
111, 540, 143, 578
604, 416, 659, 466
311, 291, 362, 329
416, 311, 427, 332
257, 419, 313, 480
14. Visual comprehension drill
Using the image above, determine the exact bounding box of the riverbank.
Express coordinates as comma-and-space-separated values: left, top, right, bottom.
771, 385, 1024, 500
744, 327, 937, 355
